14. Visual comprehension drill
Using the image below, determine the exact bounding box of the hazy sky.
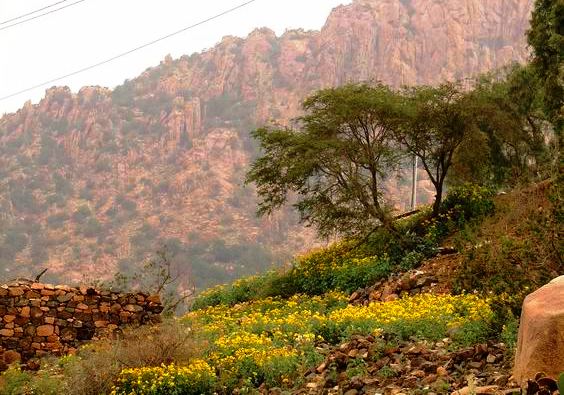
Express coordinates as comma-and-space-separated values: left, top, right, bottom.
0, 0, 350, 115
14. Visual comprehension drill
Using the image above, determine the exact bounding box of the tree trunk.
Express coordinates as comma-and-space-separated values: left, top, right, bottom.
432, 183, 443, 218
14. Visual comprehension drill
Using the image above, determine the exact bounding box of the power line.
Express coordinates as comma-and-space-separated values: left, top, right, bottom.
0, 0, 87, 32
0, 0, 257, 102
0, 0, 69, 25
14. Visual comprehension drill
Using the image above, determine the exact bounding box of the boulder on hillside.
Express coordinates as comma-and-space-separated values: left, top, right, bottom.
513, 276, 564, 385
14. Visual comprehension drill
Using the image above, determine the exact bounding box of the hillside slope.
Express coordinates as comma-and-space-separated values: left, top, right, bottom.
6, 181, 560, 394
0, 0, 533, 286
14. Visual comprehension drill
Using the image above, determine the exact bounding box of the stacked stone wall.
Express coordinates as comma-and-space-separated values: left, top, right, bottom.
0, 280, 162, 367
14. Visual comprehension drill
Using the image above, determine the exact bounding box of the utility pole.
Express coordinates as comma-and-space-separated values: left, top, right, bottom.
410, 155, 418, 210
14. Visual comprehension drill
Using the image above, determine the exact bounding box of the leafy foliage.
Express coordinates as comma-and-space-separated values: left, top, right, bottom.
246, 83, 404, 237
462, 66, 554, 185
397, 82, 480, 216
527, 0, 564, 134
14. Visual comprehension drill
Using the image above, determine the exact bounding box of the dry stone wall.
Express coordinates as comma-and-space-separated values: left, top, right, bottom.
0, 280, 162, 368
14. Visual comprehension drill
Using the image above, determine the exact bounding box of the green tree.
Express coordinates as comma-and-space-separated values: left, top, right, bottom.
465, 66, 551, 185
397, 83, 478, 217
527, 0, 564, 134
246, 84, 404, 237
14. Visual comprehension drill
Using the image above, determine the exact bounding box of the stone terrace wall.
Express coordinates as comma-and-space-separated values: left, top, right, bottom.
0, 280, 162, 367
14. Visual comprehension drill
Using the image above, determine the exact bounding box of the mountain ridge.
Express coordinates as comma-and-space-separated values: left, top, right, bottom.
0, 0, 533, 287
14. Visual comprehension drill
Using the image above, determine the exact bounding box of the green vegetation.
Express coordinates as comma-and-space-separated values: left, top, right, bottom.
192, 184, 495, 309
0, 161, 558, 395
396, 82, 482, 216
527, 0, 564, 134
6, 176, 550, 394
453, 181, 562, 308
246, 84, 406, 236
247, 69, 554, 240
1, 291, 492, 394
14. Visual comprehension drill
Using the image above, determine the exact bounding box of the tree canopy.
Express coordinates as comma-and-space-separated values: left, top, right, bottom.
396, 82, 479, 217
247, 74, 553, 238
527, 0, 564, 135
246, 84, 404, 237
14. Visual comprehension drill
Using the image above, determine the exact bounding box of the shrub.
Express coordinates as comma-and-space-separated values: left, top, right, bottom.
278, 242, 392, 296
191, 273, 275, 310
0, 367, 32, 395
332, 256, 391, 293
453, 182, 561, 310
327, 293, 493, 341
440, 184, 495, 226
61, 321, 196, 395
0, 365, 63, 395
191, 246, 392, 310
111, 361, 216, 395
46, 212, 69, 229
72, 205, 92, 224
79, 217, 102, 238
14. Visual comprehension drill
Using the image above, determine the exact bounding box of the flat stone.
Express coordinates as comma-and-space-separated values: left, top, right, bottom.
437, 366, 449, 376
57, 293, 73, 303
3, 315, 16, 322
8, 287, 24, 296
0, 329, 14, 337
124, 304, 143, 312
20, 306, 30, 317
146, 295, 161, 304
384, 293, 399, 302
94, 320, 108, 328
36, 324, 54, 337
451, 385, 499, 395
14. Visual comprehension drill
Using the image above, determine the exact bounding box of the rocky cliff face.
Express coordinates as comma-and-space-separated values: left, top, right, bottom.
0, 0, 533, 287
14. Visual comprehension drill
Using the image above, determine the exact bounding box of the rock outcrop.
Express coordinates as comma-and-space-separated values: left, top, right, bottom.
513, 276, 564, 385
0, 280, 162, 368
0, 0, 534, 285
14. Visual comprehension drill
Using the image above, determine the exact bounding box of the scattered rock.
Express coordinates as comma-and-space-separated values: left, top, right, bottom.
292, 335, 510, 394
351, 269, 441, 305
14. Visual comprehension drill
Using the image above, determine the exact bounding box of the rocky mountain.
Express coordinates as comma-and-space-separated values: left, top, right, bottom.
0, 0, 533, 288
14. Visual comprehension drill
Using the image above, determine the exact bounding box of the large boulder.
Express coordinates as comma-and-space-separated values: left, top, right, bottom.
513, 276, 564, 385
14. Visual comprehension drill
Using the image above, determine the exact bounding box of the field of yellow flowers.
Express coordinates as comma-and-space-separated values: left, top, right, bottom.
112, 292, 492, 393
